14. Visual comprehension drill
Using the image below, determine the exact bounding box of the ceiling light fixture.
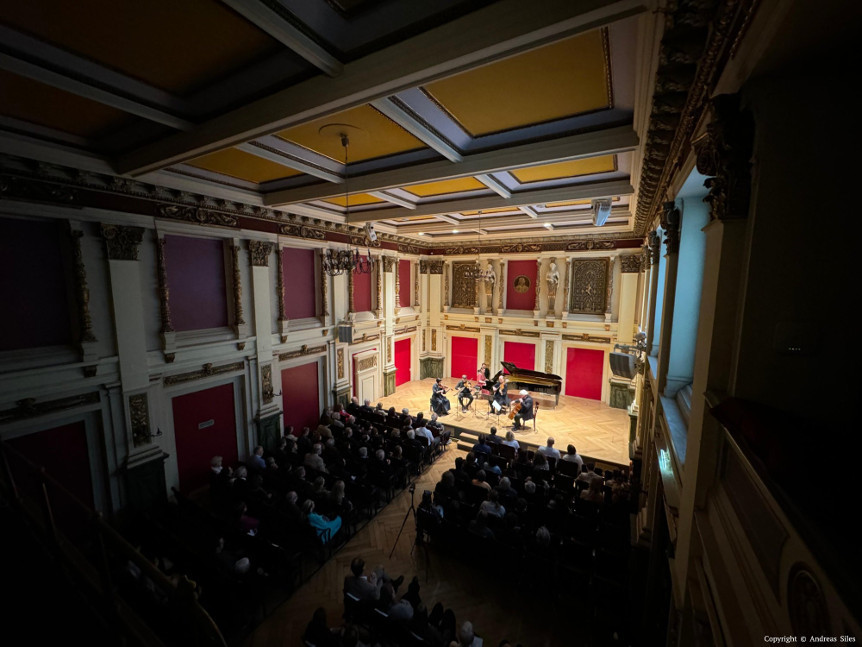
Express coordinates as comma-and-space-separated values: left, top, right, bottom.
591, 198, 612, 227
322, 132, 374, 276
464, 233, 496, 282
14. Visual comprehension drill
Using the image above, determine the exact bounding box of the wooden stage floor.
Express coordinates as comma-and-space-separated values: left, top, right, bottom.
376, 377, 631, 466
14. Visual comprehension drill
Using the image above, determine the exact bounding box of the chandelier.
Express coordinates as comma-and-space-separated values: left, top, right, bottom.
321, 132, 375, 277
463, 235, 495, 281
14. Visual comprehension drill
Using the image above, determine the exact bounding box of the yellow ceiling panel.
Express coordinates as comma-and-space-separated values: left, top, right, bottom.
276, 105, 425, 163
0, 69, 132, 138
0, 0, 280, 95
403, 177, 486, 197
323, 193, 385, 207
424, 30, 610, 136
511, 155, 616, 184
460, 207, 516, 216
545, 196, 619, 208
186, 148, 301, 184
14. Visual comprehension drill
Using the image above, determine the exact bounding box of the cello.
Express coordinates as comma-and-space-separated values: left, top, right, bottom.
508, 400, 522, 420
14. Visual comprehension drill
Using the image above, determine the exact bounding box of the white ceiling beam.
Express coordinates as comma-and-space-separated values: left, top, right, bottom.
117, 0, 647, 175
236, 141, 343, 183
0, 52, 193, 131
436, 214, 460, 225
475, 173, 511, 198
265, 126, 638, 205
367, 191, 417, 209
220, 0, 343, 77
345, 179, 633, 223
520, 205, 539, 218
370, 98, 462, 162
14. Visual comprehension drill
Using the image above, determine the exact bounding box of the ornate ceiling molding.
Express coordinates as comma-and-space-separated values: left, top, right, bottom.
634, 0, 761, 236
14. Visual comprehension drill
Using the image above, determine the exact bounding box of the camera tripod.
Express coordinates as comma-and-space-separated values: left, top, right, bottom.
389, 482, 418, 559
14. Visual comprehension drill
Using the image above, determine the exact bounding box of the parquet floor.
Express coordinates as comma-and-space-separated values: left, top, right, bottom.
378, 378, 631, 466
242, 380, 632, 647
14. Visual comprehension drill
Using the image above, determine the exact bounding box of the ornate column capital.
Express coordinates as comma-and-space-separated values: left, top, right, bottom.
382, 256, 395, 272
248, 240, 273, 267
694, 94, 754, 222
660, 201, 681, 255
101, 224, 144, 260
620, 254, 643, 273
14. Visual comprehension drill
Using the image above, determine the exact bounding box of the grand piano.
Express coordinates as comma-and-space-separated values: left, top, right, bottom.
499, 361, 562, 408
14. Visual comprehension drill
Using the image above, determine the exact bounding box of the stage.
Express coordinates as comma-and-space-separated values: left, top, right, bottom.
376, 377, 631, 467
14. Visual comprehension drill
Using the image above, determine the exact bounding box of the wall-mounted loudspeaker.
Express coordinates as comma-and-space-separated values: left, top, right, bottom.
337, 325, 354, 344
364, 222, 377, 242
592, 199, 612, 227
609, 352, 637, 379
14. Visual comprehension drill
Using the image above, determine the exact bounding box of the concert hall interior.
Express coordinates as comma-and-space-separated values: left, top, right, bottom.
0, 0, 858, 645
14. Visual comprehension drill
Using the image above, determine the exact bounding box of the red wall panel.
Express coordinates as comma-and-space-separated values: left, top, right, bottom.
0, 217, 72, 351
282, 247, 316, 319
172, 383, 237, 493
451, 336, 478, 379
282, 361, 321, 434
394, 338, 412, 386
398, 259, 411, 307
353, 260, 372, 312
165, 235, 228, 331
8, 421, 93, 509
503, 341, 536, 372
565, 347, 604, 400
506, 260, 537, 310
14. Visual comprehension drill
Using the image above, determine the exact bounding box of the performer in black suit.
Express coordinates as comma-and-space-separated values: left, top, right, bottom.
491, 375, 508, 413
512, 389, 534, 430
430, 378, 451, 416
455, 375, 473, 412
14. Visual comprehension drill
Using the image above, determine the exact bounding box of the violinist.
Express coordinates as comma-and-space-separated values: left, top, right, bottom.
430, 378, 451, 416
455, 374, 473, 412
491, 375, 508, 413
511, 389, 534, 430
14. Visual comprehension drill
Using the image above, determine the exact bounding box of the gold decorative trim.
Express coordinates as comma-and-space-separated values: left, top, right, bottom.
320, 253, 329, 317
395, 258, 401, 307
129, 393, 150, 447
230, 244, 245, 326
164, 361, 244, 386
101, 224, 144, 261
261, 363, 274, 403
382, 256, 395, 272
445, 324, 481, 333
248, 240, 273, 267
357, 355, 378, 372
279, 224, 325, 240
414, 264, 419, 306
484, 335, 492, 366
348, 267, 355, 314
337, 348, 345, 379
278, 344, 326, 361
0, 392, 100, 424
67, 225, 96, 344
499, 329, 541, 338
155, 235, 174, 334
353, 332, 379, 344
158, 204, 237, 228
562, 333, 610, 344
394, 326, 418, 336
620, 254, 643, 273
545, 340, 555, 374
386, 338, 392, 364
431, 329, 437, 351
276, 247, 286, 324
375, 260, 382, 317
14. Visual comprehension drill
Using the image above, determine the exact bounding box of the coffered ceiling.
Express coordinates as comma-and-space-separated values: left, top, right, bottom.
0, 0, 652, 243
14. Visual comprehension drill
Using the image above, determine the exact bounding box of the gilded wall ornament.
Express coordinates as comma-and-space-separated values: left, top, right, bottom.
68, 226, 96, 344
101, 224, 144, 261
276, 247, 286, 324
427, 260, 443, 274
382, 256, 395, 272
278, 344, 326, 361
321, 254, 329, 317
452, 262, 477, 308
569, 258, 609, 315
248, 240, 273, 267
565, 240, 615, 251
0, 392, 99, 425
230, 244, 245, 326
129, 393, 151, 447
279, 224, 325, 240
660, 202, 681, 254
155, 235, 174, 333
158, 204, 237, 227
484, 335, 492, 366
337, 348, 345, 379
357, 355, 378, 371
545, 340, 555, 374
261, 364, 274, 403
164, 361, 244, 386
386, 338, 392, 364
431, 329, 437, 351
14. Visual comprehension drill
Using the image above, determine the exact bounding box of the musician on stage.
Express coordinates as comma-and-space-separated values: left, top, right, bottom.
490, 375, 508, 413
511, 389, 534, 431
477, 363, 491, 387
430, 377, 451, 416
455, 375, 473, 412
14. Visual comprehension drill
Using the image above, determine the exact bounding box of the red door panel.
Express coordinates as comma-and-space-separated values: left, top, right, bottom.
565, 347, 604, 400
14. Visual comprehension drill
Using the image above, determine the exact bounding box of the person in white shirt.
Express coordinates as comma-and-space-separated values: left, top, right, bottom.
561, 444, 584, 471
415, 424, 439, 447
536, 437, 561, 460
